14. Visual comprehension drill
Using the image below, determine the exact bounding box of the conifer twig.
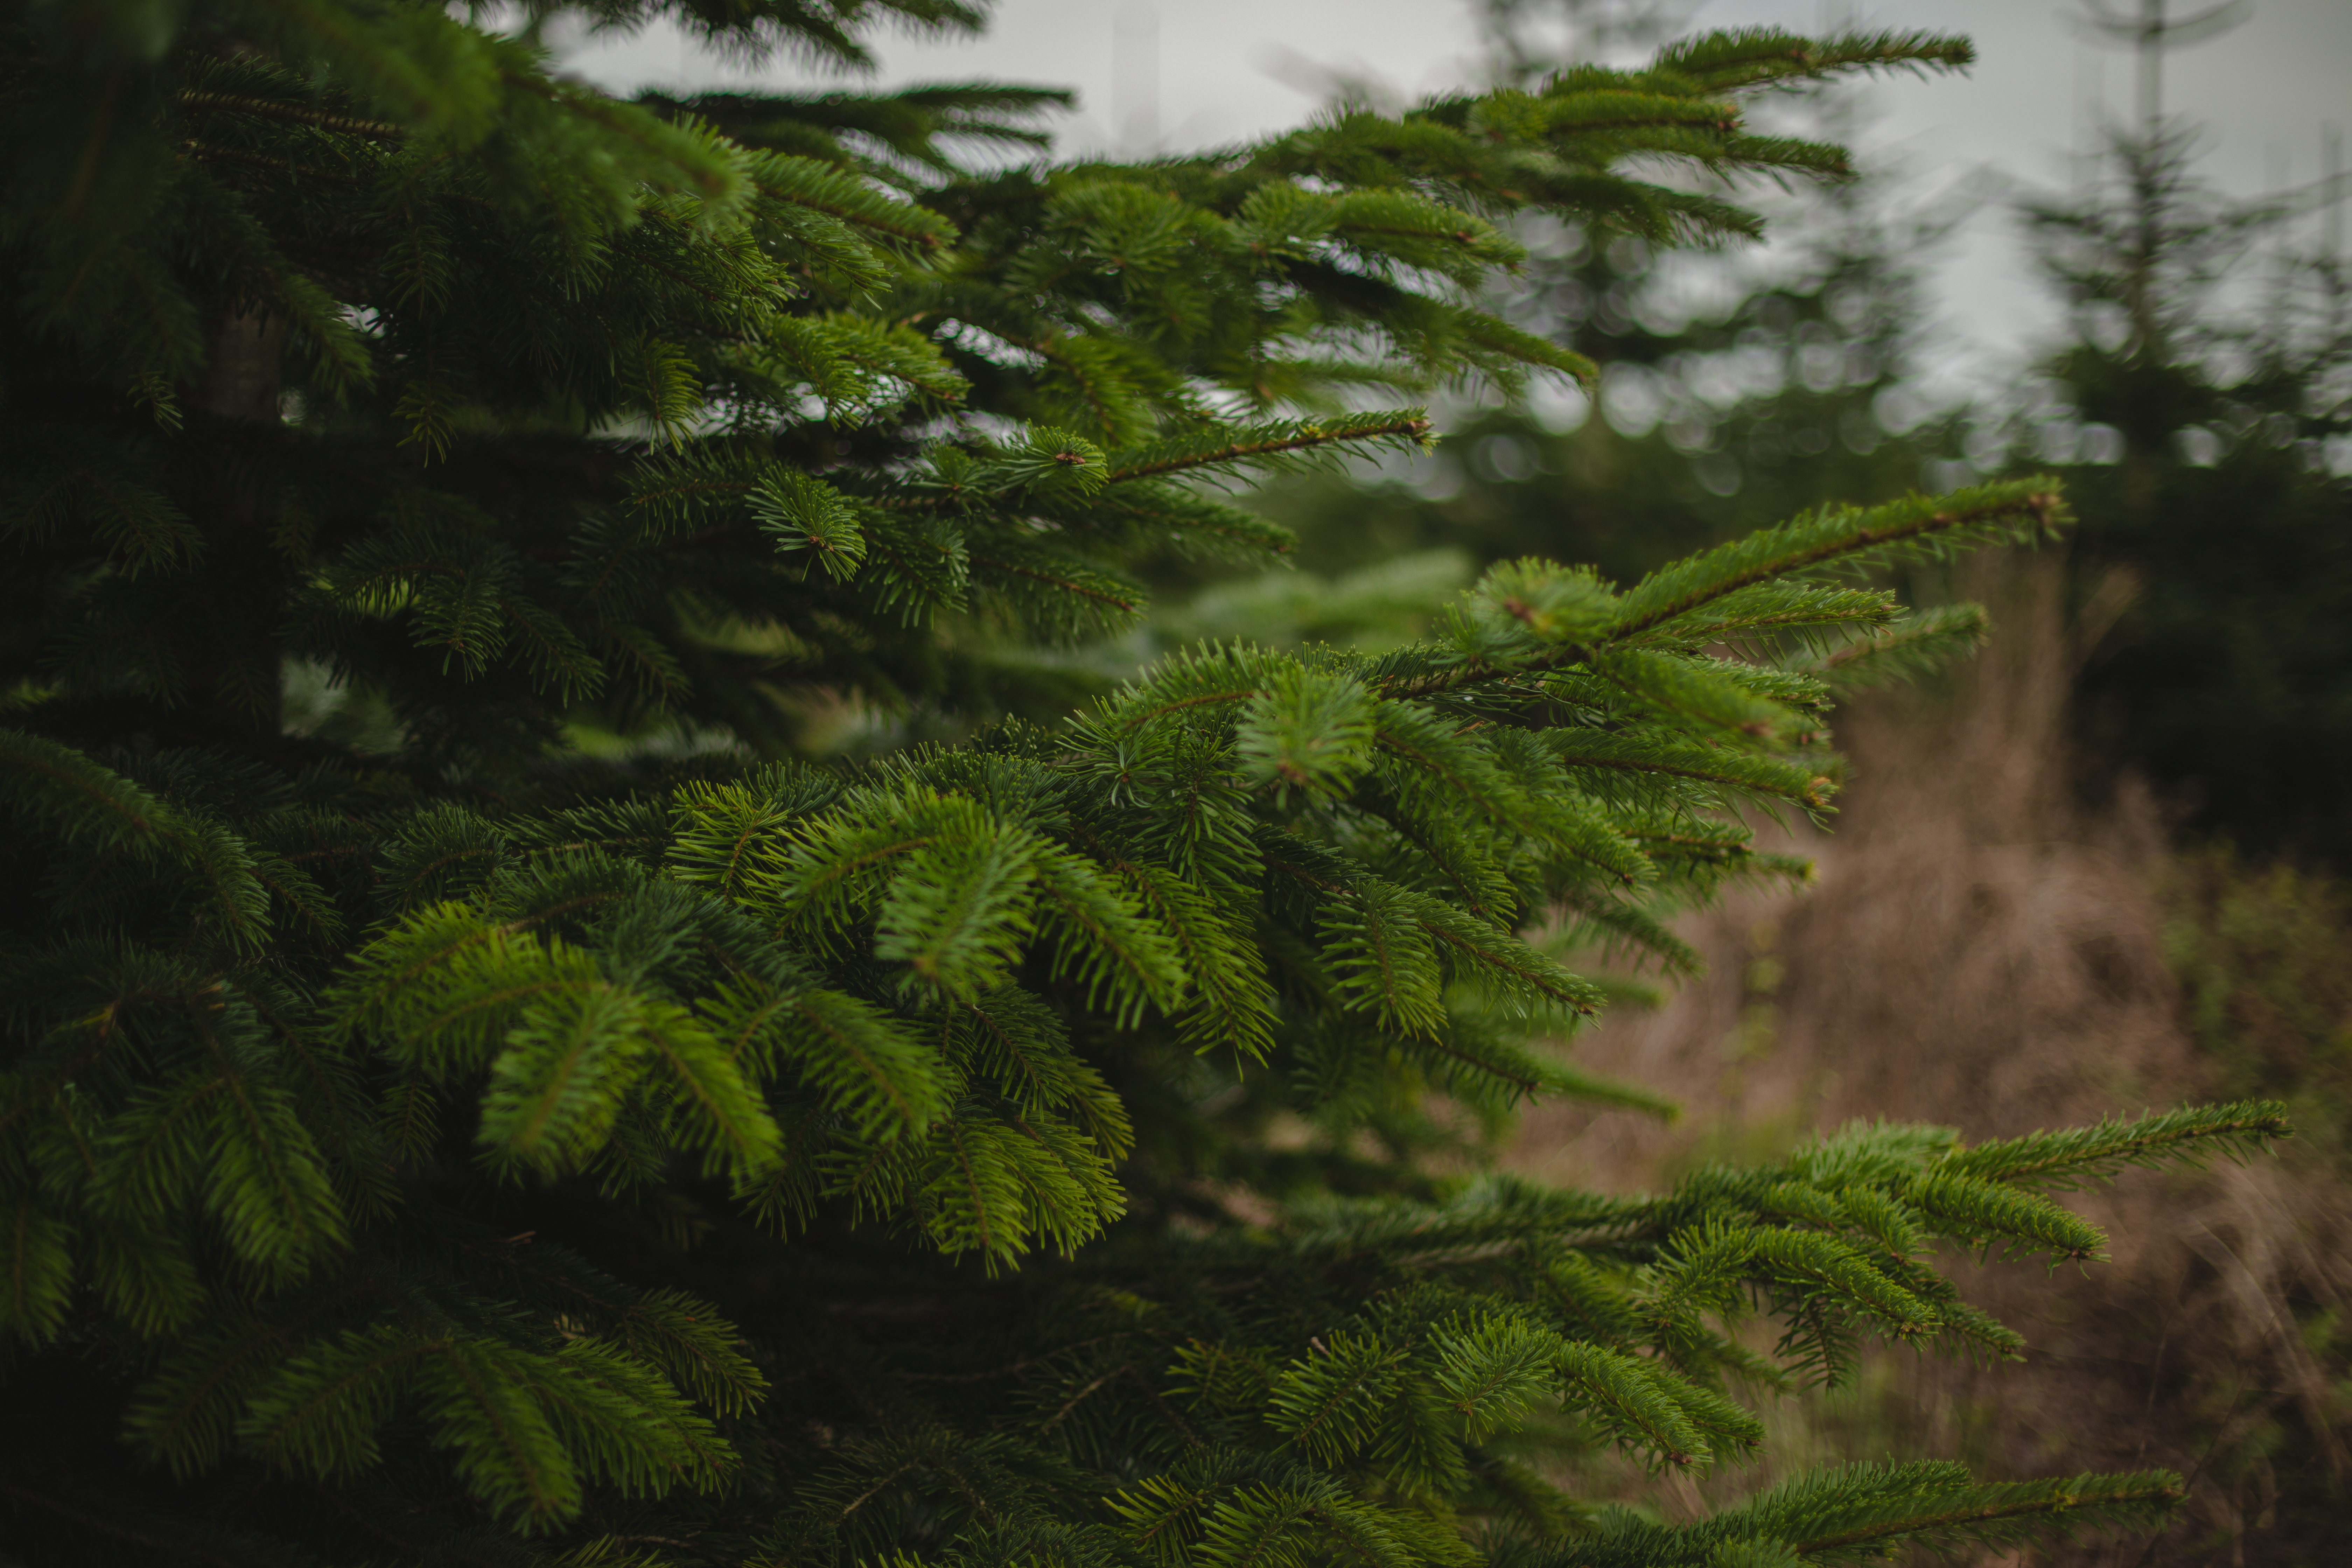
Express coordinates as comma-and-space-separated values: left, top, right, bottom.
176, 91, 406, 139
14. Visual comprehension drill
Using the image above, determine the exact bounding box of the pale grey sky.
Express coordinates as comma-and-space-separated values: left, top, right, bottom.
563, 0, 2351, 392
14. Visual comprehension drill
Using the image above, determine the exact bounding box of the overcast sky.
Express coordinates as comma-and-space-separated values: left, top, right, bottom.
563, 0, 2350, 393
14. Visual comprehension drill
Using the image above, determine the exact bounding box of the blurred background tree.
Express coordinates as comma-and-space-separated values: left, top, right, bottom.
2019, 126, 2352, 864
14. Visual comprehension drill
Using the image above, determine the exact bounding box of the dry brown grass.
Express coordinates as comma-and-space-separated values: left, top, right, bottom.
1511, 557, 2352, 1563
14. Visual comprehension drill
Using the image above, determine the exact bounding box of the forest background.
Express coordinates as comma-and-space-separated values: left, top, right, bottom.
565, 1, 2352, 1561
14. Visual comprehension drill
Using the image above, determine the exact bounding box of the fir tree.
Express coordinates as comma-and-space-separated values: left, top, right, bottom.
0, 4, 2289, 1566
2013, 125, 2352, 864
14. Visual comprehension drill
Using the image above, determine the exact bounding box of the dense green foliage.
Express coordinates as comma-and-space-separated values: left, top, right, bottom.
0, 3, 2292, 1564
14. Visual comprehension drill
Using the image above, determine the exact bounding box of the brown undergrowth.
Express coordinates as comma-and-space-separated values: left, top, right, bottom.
1514, 556, 2352, 1563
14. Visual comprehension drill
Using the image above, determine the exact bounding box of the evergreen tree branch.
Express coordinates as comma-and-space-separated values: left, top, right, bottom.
176, 90, 406, 139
